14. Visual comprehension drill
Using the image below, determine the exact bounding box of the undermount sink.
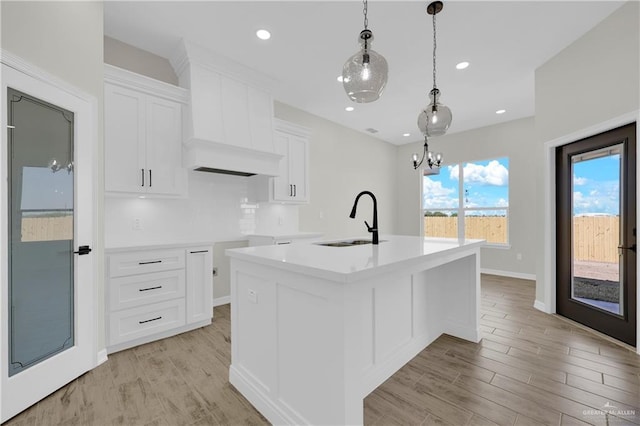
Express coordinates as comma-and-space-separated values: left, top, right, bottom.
315, 239, 385, 247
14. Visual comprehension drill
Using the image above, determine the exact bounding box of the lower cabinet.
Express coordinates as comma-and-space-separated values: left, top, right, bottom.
106, 245, 213, 353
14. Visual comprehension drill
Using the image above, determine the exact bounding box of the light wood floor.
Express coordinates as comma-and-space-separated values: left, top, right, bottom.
4, 275, 640, 426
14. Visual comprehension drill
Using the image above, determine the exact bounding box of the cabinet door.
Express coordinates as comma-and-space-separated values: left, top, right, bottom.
289, 136, 308, 201
186, 247, 213, 324
146, 96, 184, 195
272, 132, 292, 201
104, 84, 146, 193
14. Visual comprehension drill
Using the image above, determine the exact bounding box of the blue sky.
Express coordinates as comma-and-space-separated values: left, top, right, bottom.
423, 154, 621, 216
20, 166, 74, 212
572, 154, 620, 216
423, 157, 509, 214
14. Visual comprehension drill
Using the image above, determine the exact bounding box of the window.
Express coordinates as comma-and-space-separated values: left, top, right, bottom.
423, 157, 509, 245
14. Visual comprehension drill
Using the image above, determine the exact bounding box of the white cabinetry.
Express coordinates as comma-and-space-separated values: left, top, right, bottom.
186, 247, 213, 324
253, 119, 311, 203
106, 245, 213, 353
104, 65, 188, 196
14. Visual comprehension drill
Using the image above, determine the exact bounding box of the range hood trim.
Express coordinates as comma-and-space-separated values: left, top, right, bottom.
183, 138, 283, 177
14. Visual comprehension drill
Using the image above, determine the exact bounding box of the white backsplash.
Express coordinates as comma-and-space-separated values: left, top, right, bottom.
104, 170, 299, 248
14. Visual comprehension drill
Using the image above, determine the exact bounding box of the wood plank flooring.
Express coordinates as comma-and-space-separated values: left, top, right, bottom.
5, 274, 640, 426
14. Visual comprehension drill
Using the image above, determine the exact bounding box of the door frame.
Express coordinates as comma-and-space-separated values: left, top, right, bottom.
542, 110, 640, 353
1, 50, 100, 421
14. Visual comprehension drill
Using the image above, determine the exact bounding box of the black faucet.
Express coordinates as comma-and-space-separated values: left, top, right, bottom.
349, 191, 379, 245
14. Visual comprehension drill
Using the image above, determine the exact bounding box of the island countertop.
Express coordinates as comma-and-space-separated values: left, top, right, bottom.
226, 234, 484, 283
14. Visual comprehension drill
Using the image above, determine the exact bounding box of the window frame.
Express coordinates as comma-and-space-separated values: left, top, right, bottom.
421, 156, 510, 248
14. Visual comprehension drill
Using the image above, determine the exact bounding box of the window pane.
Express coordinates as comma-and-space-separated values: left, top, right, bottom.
464, 210, 508, 244
461, 158, 509, 209
424, 210, 458, 238
423, 166, 459, 210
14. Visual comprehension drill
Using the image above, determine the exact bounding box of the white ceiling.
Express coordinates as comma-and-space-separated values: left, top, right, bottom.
104, 1, 625, 145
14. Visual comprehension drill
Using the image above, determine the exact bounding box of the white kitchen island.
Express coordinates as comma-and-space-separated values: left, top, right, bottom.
226, 235, 484, 425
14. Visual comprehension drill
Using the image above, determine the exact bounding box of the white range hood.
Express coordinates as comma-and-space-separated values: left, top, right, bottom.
170, 40, 282, 177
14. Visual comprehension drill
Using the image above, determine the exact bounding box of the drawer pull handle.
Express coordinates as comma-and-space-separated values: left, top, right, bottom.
139, 316, 162, 324
139, 260, 162, 265
189, 250, 209, 254
139, 285, 162, 292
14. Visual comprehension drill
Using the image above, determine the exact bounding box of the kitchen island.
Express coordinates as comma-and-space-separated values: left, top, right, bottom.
226, 235, 484, 425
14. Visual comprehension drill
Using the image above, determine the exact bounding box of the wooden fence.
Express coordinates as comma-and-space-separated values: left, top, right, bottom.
21, 216, 73, 242
424, 215, 619, 262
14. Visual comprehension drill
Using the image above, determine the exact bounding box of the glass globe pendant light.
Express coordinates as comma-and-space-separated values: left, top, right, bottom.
342, 0, 388, 103
417, 1, 452, 137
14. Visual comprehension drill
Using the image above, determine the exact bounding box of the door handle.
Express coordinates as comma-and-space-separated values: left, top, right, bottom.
294, 184, 296, 197
149, 169, 152, 187
141, 168, 145, 187
618, 244, 637, 255
74, 245, 92, 255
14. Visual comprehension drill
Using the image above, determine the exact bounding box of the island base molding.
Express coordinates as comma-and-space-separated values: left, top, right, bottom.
228, 245, 481, 425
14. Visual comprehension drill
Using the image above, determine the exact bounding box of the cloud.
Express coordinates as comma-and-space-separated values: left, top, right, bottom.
573, 183, 619, 215
423, 177, 458, 209
449, 161, 508, 186
574, 176, 587, 186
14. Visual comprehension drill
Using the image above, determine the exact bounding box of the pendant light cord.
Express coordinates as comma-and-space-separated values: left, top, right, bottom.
363, 0, 369, 30
432, 11, 437, 91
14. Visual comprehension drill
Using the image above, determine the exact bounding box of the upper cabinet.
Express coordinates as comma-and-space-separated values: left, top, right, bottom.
104, 65, 188, 196
253, 119, 311, 204
272, 120, 310, 202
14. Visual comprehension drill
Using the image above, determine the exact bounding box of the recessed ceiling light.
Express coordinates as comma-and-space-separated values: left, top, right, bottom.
456, 61, 470, 70
496, 109, 506, 114
345, 106, 354, 112
337, 75, 344, 83
256, 29, 271, 40
403, 133, 411, 137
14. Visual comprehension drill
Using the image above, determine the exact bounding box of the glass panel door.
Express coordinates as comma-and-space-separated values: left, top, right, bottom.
8, 88, 75, 376
556, 122, 636, 347
571, 146, 622, 315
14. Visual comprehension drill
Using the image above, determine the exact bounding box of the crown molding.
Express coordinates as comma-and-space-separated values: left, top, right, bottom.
104, 63, 188, 104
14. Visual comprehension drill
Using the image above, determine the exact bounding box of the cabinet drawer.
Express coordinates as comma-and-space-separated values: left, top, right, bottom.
109, 270, 185, 311
109, 299, 186, 346
109, 249, 185, 277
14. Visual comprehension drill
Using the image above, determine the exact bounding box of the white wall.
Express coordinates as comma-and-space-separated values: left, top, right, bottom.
396, 117, 537, 278
1, 2, 105, 348
274, 101, 398, 240
104, 36, 178, 86
534, 1, 639, 306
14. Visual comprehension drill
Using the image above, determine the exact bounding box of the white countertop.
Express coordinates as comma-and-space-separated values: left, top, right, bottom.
105, 241, 215, 253
245, 232, 323, 239
226, 235, 485, 283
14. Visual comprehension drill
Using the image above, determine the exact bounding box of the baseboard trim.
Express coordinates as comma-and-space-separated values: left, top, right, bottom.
481, 268, 536, 281
213, 295, 230, 307
96, 349, 108, 366
533, 300, 547, 313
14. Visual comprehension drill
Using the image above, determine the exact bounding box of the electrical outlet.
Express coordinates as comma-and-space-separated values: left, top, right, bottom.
278, 216, 283, 226
516, 253, 523, 261
133, 218, 142, 231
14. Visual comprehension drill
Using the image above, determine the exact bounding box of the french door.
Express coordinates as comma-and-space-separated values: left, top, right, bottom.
556, 122, 636, 346
1, 64, 96, 421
